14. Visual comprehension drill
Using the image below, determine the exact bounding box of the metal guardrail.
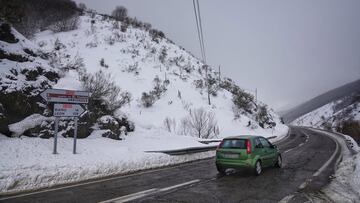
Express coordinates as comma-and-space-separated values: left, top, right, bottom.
198, 140, 222, 144
267, 136, 277, 140
145, 134, 284, 156
145, 145, 217, 155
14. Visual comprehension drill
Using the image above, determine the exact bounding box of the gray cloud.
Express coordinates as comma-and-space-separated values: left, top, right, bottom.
74, 0, 360, 111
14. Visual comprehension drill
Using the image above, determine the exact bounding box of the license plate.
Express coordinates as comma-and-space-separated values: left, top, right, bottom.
223, 154, 239, 159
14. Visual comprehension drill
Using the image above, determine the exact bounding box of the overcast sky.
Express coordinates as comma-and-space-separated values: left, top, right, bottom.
74, 0, 360, 111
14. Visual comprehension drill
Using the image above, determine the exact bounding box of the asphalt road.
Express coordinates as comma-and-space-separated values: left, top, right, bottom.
0, 127, 341, 203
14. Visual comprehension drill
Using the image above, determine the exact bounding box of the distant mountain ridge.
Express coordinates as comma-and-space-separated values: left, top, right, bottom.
282, 79, 360, 123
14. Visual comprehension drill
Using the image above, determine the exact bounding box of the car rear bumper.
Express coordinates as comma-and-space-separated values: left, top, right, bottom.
216, 159, 255, 170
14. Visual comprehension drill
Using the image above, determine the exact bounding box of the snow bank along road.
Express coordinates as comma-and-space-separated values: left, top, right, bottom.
0, 127, 342, 203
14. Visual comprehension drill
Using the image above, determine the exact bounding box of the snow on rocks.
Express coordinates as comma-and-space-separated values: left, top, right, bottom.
8, 114, 53, 137
0, 24, 59, 96
343, 134, 360, 152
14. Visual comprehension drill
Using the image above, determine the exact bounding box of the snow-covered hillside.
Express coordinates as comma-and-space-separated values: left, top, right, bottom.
292, 92, 360, 129
33, 13, 288, 138
0, 12, 288, 194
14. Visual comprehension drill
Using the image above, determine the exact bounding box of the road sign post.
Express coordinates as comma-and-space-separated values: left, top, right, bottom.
53, 117, 59, 154
40, 89, 89, 155
73, 117, 78, 154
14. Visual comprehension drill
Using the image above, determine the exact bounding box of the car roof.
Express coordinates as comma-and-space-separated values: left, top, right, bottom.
223, 135, 263, 140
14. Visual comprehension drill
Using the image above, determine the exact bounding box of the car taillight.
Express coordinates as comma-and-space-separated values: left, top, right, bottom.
217, 140, 224, 150
246, 139, 251, 154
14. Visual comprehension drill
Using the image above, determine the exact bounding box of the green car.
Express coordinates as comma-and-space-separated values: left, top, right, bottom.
215, 135, 282, 175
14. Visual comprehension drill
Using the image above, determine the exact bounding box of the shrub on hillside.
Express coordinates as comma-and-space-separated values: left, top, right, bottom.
140, 92, 156, 107
78, 3, 87, 13
112, 21, 119, 29
193, 79, 204, 89
120, 23, 128, 32
143, 22, 152, 31
159, 47, 167, 64
0, 23, 18, 43
152, 75, 167, 98
336, 119, 360, 143
97, 115, 133, 140
150, 29, 165, 42
255, 104, 275, 128
206, 74, 219, 97
232, 89, 255, 115
79, 69, 131, 114
140, 76, 169, 108
99, 58, 109, 68
104, 35, 116, 45
111, 6, 128, 21
49, 15, 79, 33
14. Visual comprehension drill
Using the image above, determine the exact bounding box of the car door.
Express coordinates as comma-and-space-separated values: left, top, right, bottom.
253, 138, 265, 161
259, 137, 273, 167
267, 140, 278, 165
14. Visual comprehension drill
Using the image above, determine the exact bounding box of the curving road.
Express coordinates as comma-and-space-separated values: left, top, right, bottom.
0, 127, 341, 203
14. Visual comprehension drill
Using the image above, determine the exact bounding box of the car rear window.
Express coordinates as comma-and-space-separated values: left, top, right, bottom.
220, 139, 246, 149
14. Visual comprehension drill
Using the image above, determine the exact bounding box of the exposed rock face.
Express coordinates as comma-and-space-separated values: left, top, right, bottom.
0, 22, 60, 136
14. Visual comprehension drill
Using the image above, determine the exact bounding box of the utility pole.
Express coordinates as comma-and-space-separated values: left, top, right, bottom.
255, 88, 258, 103
205, 65, 211, 105
218, 65, 221, 84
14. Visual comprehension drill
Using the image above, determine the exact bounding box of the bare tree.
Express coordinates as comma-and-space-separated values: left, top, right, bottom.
178, 118, 191, 136
184, 108, 218, 139
163, 117, 176, 133
112, 6, 128, 21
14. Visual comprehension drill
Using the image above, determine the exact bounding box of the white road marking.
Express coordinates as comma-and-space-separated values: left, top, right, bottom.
296, 130, 340, 191
99, 189, 158, 203
298, 178, 312, 189
298, 182, 307, 189
284, 133, 309, 154
278, 194, 294, 203
99, 179, 200, 203
0, 159, 210, 201
158, 179, 200, 192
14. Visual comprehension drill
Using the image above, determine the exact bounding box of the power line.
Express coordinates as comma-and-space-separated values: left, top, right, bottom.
193, 0, 210, 105
192, 0, 205, 62
193, 0, 207, 63
196, 0, 206, 63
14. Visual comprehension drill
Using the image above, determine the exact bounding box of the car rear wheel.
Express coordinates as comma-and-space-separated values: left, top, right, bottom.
254, 160, 262, 176
275, 155, 282, 168
216, 164, 225, 174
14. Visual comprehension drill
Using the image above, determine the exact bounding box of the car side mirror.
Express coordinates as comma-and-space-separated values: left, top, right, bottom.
255, 144, 263, 148
271, 145, 277, 149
